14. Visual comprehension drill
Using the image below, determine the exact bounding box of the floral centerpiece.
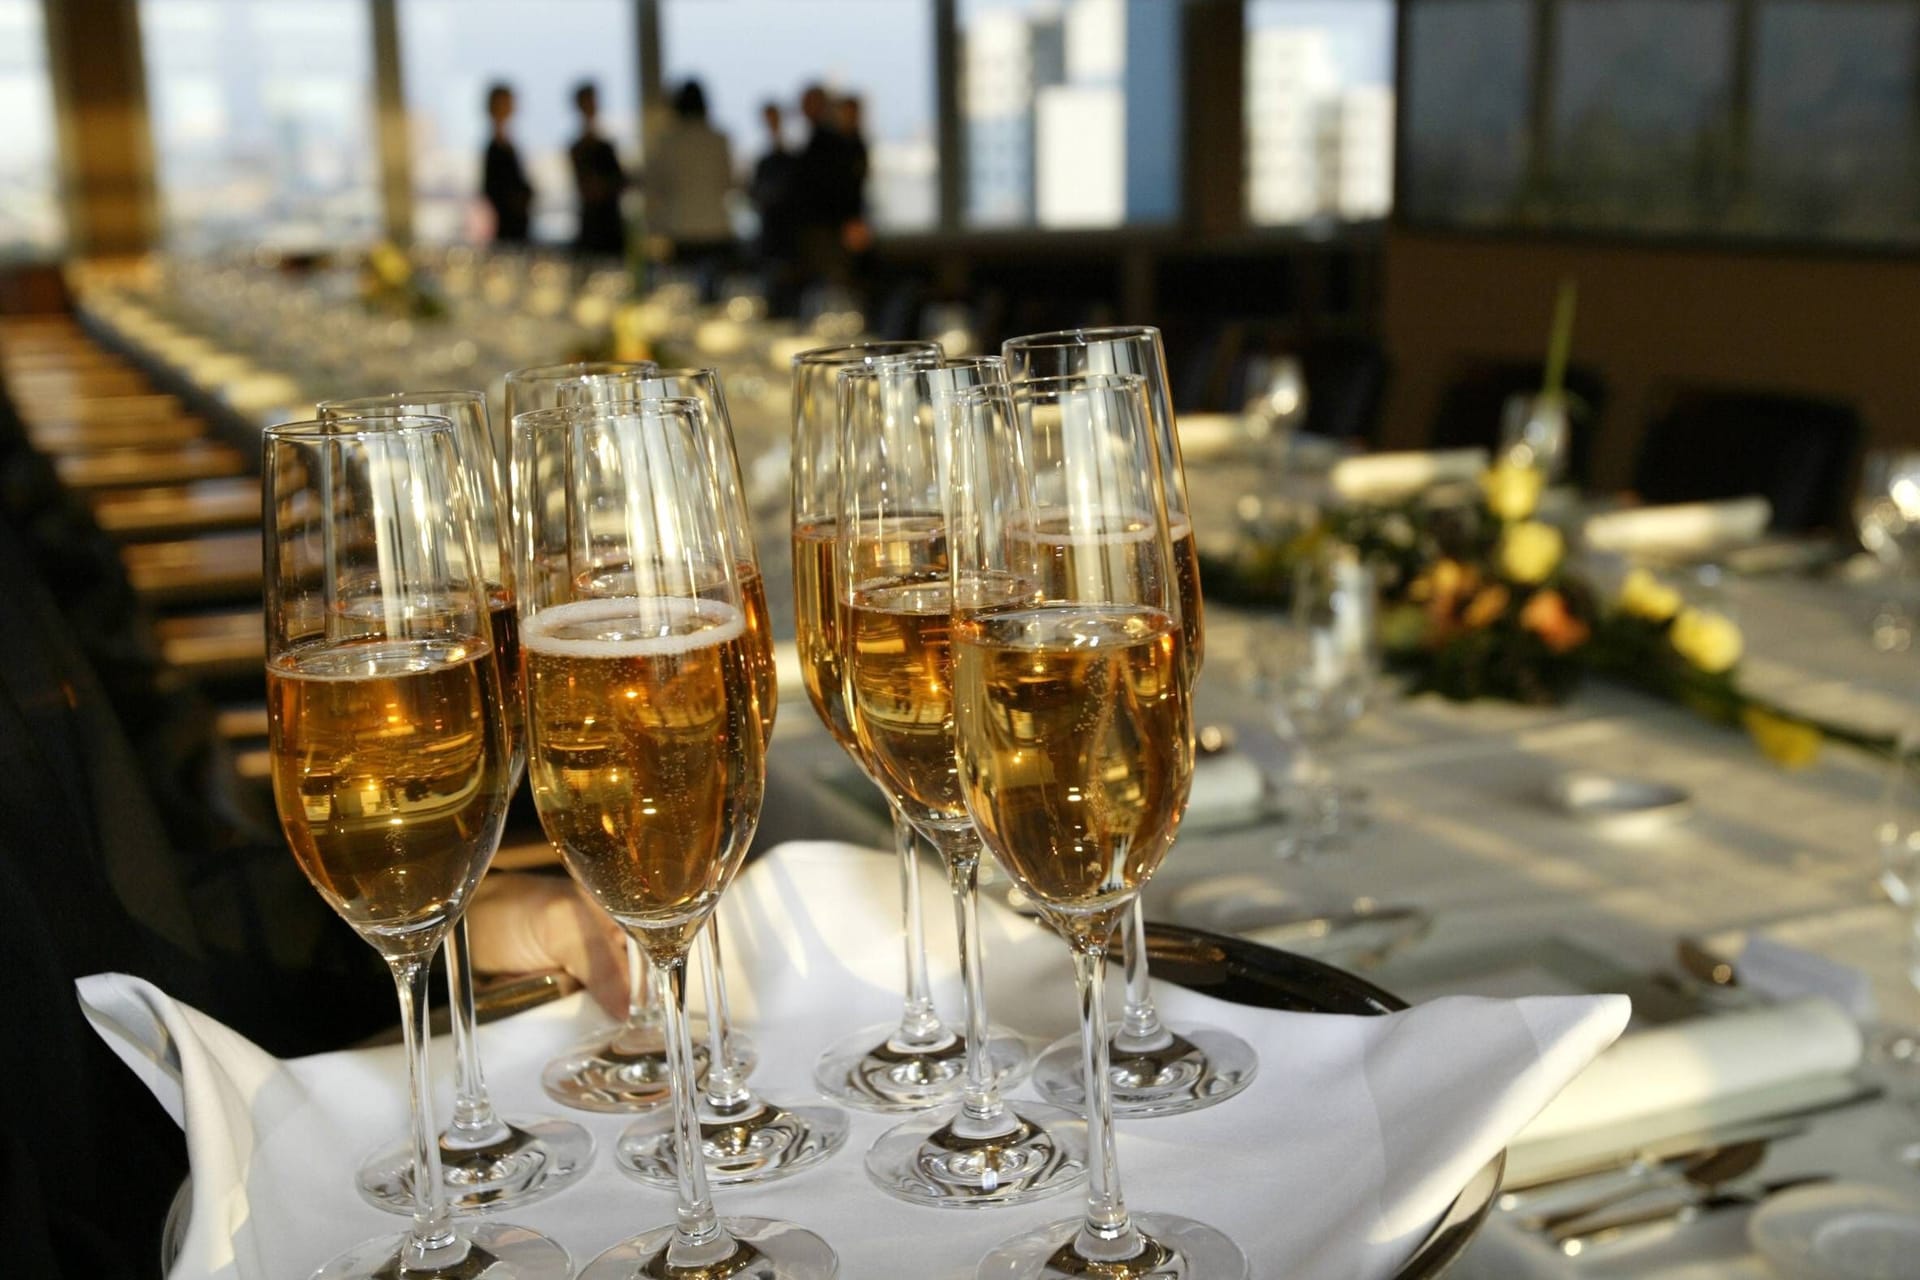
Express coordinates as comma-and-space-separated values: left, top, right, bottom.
1203, 457, 1881, 768
359, 242, 447, 321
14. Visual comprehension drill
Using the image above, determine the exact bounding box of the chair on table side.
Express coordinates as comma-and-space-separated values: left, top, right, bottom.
1427, 359, 1608, 489
1633, 387, 1864, 534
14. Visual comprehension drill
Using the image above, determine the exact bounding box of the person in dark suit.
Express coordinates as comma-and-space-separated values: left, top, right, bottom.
790, 83, 864, 287
482, 81, 534, 244
568, 80, 626, 257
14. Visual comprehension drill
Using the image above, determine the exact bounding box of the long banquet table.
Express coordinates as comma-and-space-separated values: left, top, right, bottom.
760, 578, 1914, 1278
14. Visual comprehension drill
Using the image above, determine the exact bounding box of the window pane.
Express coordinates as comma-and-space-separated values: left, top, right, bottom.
1400, 0, 1533, 227
0, 0, 60, 257
1548, 0, 1734, 234
141, 0, 379, 250
400, 0, 640, 245
1244, 0, 1396, 227
960, 0, 1179, 229
661, 0, 936, 232
1752, 0, 1919, 246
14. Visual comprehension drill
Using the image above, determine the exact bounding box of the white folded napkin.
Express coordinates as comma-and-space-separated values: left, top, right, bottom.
1508, 998, 1862, 1184
1183, 753, 1268, 829
1330, 448, 1490, 504
1173, 412, 1252, 463
1582, 498, 1772, 558
85, 841, 1626, 1280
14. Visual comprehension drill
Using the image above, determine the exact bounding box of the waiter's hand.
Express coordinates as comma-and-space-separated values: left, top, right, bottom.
465, 872, 630, 1016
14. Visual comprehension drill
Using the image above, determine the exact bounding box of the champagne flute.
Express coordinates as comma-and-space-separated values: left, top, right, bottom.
592, 369, 849, 1186
512, 398, 837, 1279
263, 415, 568, 1280
792, 341, 983, 1113
841, 358, 1082, 1206
947, 374, 1248, 1279
1854, 450, 1920, 654
1004, 326, 1257, 1118
507, 359, 706, 1113
318, 390, 595, 1214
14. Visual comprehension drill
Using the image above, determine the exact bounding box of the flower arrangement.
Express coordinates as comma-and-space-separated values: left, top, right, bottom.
359, 242, 447, 321
1202, 459, 1881, 768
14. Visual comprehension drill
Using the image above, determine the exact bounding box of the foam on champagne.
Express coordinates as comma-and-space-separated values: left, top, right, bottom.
522, 595, 745, 660
270, 636, 489, 681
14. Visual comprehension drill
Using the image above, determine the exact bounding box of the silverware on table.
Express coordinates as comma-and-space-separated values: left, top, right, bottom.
1497, 1115, 1807, 1210
1552, 1174, 1833, 1256
1519, 1139, 1770, 1233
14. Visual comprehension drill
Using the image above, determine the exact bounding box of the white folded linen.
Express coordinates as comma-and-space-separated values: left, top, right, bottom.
1582, 498, 1772, 558
1330, 448, 1490, 504
1174, 412, 1253, 462
1182, 753, 1268, 829
1516, 997, 1861, 1147
84, 840, 1626, 1280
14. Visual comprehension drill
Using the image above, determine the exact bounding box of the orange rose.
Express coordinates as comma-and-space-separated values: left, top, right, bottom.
1519, 589, 1590, 654
1463, 584, 1512, 629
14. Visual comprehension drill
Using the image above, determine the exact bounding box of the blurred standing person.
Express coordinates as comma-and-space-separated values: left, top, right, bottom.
835, 94, 875, 265
482, 82, 534, 245
791, 83, 862, 287
568, 80, 627, 257
643, 79, 735, 281
750, 102, 797, 259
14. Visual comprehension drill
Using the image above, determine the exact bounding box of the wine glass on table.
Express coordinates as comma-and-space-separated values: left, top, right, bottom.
262, 414, 568, 1279
506, 358, 700, 1113
589, 368, 849, 1186
316, 391, 594, 1212
947, 373, 1249, 1279
1003, 326, 1257, 1118
1256, 537, 1380, 860
840, 358, 1084, 1206
511, 396, 837, 1278
792, 341, 989, 1113
1854, 450, 1920, 654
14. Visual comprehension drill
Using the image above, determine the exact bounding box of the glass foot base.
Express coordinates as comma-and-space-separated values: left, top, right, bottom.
357, 1115, 595, 1214
617, 1096, 850, 1187
813, 1020, 1031, 1112
977, 1212, 1248, 1279
312, 1218, 571, 1280
541, 1023, 754, 1113
578, 1215, 837, 1280
1032, 1023, 1258, 1118
865, 1101, 1087, 1208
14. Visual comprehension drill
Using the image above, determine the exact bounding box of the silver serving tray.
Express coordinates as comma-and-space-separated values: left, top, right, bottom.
161, 924, 1503, 1278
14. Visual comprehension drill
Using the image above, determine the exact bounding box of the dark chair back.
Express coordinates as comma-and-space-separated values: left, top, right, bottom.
1428, 359, 1607, 488
1633, 388, 1863, 533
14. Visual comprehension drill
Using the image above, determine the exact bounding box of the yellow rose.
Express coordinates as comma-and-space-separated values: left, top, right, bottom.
1481, 461, 1545, 522
1498, 521, 1564, 585
367, 241, 412, 289
1617, 567, 1682, 622
1670, 607, 1743, 674
1741, 706, 1821, 769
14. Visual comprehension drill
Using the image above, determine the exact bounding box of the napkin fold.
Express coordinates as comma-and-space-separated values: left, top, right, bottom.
86, 841, 1627, 1280
1329, 448, 1490, 504
1582, 498, 1772, 558
1512, 997, 1862, 1161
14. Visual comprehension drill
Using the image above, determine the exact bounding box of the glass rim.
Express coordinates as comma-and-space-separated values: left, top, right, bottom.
790, 339, 941, 369
603, 365, 722, 384
950, 370, 1147, 402
504, 359, 661, 384
510, 395, 706, 432
1000, 325, 1162, 352
265, 413, 456, 442
315, 389, 485, 415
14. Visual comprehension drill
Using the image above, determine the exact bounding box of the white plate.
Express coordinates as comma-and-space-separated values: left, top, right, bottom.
1750, 1182, 1920, 1280
1547, 770, 1691, 839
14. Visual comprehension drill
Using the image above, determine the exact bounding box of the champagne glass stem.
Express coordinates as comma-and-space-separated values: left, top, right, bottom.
1071, 936, 1143, 1264
1114, 897, 1172, 1055
650, 946, 736, 1269
940, 836, 1013, 1137
443, 918, 511, 1146
391, 955, 467, 1271
699, 917, 756, 1115
893, 806, 945, 1047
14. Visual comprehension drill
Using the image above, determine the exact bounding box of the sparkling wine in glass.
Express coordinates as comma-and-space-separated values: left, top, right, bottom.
586, 368, 849, 1186
318, 390, 594, 1213
839, 359, 1082, 1206
1003, 328, 1256, 1118
263, 414, 568, 1280
513, 397, 836, 1279
792, 341, 995, 1113
947, 374, 1248, 1279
